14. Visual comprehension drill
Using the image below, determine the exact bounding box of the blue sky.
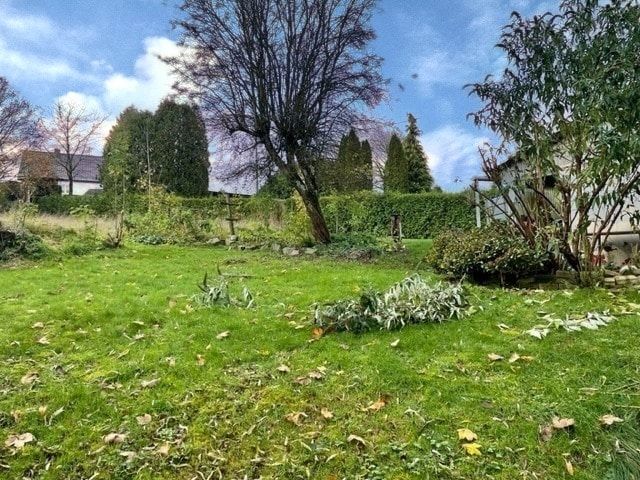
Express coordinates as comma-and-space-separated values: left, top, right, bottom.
0, 0, 553, 191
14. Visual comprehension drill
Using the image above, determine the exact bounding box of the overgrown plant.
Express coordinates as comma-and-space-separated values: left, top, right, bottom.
314, 275, 468, 333
191, 272, 254, 309
468, 0, 640, 281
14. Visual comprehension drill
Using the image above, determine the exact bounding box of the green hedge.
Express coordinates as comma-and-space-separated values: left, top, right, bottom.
35, 191, 474, 239
321, 192, 475, 238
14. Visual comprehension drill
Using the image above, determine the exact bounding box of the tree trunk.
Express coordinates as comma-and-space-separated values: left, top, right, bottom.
68, 175, 74, 195
297, 187, 331, 244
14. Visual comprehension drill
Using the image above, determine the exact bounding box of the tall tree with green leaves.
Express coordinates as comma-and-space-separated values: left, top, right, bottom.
403, 114, 433, 193
101, 107, 154, 193
331, 129, 373, 193
383, 133, 409, 192
153, 99, 210, 197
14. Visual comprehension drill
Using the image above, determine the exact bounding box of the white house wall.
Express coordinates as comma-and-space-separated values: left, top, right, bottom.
57, 180, 101, 196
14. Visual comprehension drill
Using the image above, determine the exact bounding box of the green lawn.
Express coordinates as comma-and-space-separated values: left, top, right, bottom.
1, 241, 639, 479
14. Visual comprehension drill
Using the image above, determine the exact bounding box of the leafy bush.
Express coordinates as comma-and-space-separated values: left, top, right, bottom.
191, 273, 254, 308
428, 225, 554, 283
317, 233, 383, 260
134, 234, 166, 245
0, 231, 49, 262
314, 275, 468, 333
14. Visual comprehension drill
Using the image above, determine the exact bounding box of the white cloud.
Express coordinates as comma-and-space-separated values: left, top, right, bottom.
422, 125, 490, 190
102, 37, 182, 113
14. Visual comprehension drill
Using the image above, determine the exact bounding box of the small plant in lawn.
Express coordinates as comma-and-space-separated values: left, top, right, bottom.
191, 272, 254, 308
314, 274, 468, 333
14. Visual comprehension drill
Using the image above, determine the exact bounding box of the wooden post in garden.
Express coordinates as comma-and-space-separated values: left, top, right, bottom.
391, 212, 403, 249
224, 193, 238, 238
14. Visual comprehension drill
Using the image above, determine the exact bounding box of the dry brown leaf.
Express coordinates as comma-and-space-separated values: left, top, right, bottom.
462, 442, 482, 456
599, 414, 623, 426
276, 364, 291, 373
539, 424, 554, 442
564, 458, 574, 476
5, 433, 35, 449
136, 414, 152, 426
216, 331, 230, 340
36, 336, 50, 345
552, 417, 575, 430
141, 378, 160, 389
508, 353, 520, 363
320, 408, 334, 420
294, 376, 312, 386
308, 370, 324, 380
157, 442, 170, 456
285, 412, 307, 426
488, 353, 504, 362
20, 371, 39, 385
166, 357, 176, 367
32, 322, 44, 329
457, 428, 478, 442
196, 354, 206, 366
347, 434, 366, 447
120, 451, 136, 462
103, 433, 127, 444
133, 333, 145, 341
390, 339, 400, 348
364, 394, 391, 413
311, 327, 324, 339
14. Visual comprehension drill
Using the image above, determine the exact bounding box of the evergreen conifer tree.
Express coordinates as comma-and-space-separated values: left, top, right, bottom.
383, 133, 409, 192
403, 113, 433, 192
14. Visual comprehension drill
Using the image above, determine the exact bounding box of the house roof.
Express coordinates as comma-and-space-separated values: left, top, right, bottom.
19, 150, 103, 183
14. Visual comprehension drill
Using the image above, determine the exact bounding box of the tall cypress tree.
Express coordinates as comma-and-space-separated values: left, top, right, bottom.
102, 107, 154, 193
403, 114, 433, 193
153, 99, 210, 197
383, 133, 409, 192
330, 128, 373, 193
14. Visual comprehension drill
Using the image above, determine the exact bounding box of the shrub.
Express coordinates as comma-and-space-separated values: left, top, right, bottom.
191, 273, 254, 308
428, 225, 555, 284
314, 275, 468, 333
0, 231, 49, 262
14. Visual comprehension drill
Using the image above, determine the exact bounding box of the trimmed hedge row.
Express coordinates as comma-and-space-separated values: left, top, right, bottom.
35, 191, 474, 239
321, 192, 475, 238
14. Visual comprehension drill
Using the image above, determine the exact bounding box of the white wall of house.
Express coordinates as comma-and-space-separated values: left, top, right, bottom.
58, 180, 101, 196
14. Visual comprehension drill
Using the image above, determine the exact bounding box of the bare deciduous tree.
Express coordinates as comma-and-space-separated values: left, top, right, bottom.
43, 100, 106, 195
0, 77, 41, 181
167, 0, 386, 243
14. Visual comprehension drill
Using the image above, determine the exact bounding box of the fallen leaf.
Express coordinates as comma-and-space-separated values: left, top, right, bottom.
285, 412, 307, 426
166, 357, 176, 367
103, 433, 127, 444
157, 442, 170, 456
390, 339, 400, 348
216, 331, 230, 340
320, 408, 334, 419
311, 327, 324, 339
136, 414, 152, 426
508, 353, 521, 363
133, 333, 145, 341
308, 370, 324, 380
539, 424, 554, 442
37, 336, 50, 345
365, 394, 391, 413
487, 353, 504, 362
38, 405, 48, 417
457, 428, 478, 442
276, 364, 290, 373
32, 322, 44, 329
347, 434, 366, 447
599, 414, 623, 426
564, 458, 574, 476
552, 417, 575, 430
141, 378, 160, 389
120, 451, 136, 462
196, 354, 206, 366
462, 442, 482, 456
5, 433, 35, 449
20, 371, 39, 385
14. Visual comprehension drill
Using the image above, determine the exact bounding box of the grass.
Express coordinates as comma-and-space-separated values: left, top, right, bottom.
1, 240, 640, 479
